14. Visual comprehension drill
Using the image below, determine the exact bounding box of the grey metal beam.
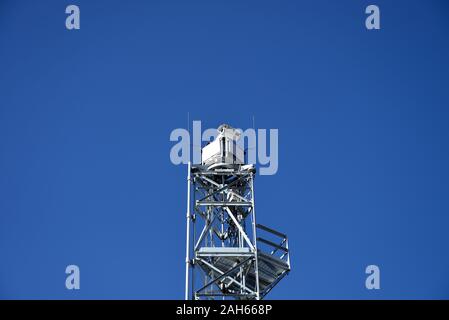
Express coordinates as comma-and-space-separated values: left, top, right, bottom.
197, 201, 252, 206
257, 237, 288, 253
256, 223, 287, 238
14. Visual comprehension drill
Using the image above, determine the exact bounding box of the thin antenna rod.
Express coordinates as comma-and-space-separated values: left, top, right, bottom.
187, 112, 190, 135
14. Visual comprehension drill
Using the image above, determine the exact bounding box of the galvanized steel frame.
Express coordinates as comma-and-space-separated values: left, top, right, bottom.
184, 162, 290, 300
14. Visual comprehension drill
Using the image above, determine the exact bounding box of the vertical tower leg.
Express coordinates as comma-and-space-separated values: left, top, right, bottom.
250, 173, 260, 300
185, 162, 191, 300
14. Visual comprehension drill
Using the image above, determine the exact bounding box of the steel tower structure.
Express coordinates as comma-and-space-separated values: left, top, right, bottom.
184, 124, 290, 300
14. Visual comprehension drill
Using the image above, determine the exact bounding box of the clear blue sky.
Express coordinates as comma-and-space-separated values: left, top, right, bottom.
1, 0, 449, 299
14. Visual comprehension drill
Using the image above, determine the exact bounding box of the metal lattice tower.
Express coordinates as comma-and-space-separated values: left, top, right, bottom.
184, 124, 290, 300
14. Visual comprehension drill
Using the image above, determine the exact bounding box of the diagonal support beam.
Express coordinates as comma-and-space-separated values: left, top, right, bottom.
197, 175, 248, 202
196, 258, 256, 295
198, 175, 250, 203
225, 207, 255, 251
194, 211, 217, 251
196, 257, 253, 294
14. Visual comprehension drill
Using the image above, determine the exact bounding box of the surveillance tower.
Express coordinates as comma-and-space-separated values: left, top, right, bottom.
184, 124, 290, 300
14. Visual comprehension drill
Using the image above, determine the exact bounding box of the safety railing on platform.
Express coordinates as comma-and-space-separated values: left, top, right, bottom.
256, 223, 290, 269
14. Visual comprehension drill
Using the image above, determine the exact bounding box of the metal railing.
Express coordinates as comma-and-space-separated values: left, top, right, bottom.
256, 223, 290, 269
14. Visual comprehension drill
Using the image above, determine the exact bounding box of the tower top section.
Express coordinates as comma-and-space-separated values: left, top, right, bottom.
201, 124, 245, 169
